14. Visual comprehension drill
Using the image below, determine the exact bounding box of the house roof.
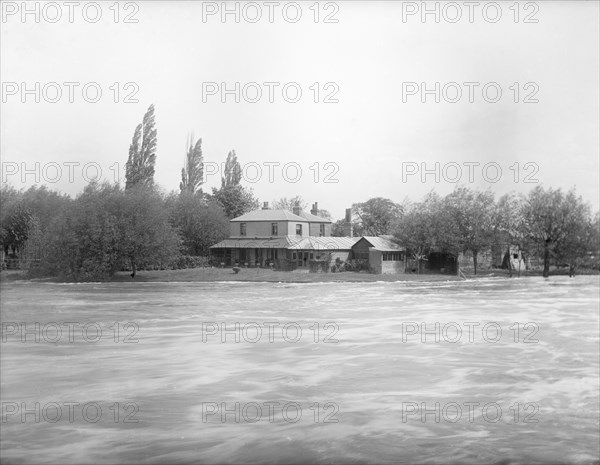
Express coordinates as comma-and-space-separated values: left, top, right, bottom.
355, 235, 404, 252
210, 237, 297, 249
210, 235, 360, 250
230, 209, 307, 222
287, 236, 359, 250
230, 209, 332, 223
296, 211, 332, 223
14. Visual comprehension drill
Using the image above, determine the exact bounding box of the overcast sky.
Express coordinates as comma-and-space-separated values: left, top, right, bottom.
1, 1, 598, 217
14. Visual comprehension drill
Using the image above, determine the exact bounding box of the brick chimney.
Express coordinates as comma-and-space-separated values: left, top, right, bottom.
292, 201, 301, 216
343, 208, 353, 237
262, 201, 269, 210
310, 202, 319, 216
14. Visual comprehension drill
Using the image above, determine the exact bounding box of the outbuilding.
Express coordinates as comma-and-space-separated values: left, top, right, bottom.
351, 235, 406, 274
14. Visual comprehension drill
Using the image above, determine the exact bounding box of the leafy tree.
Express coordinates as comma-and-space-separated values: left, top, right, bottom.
167, 192, 229, 255
34, 183, 122, 280
270, 196, 331, 218
126, 104, 157, 189
1, 203, 34, 257
1, 185, 72, 267
520, 186, 592, 277
20, 186, 71, 230
553, 208, 599, 275
209, 150, 259, 218
316, 209, 332, 219
211, 184, 259, 219
180, 136, 204, 194
331, 218, 364, 237
272, 196, 308, 211
394, 192, 446, 273
492, 193, 527, 276
331, 207, 363, 237
0, 185, 22, 254
34, 209, 80, 278
221, 150, 241, 187
33, 183, 181, 280
352, 197, 403, 236
444, 187, 496, 275
0, 185, 22, 215
71, 183, 122, 278
330, 220, 344, 237
586, 212, 600, 270
117, 185, 181, 277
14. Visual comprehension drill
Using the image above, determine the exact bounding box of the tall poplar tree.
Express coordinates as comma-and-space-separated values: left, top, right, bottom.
221, 150, 241, 187
125, 104, 157, 189
180, 136, 204, 194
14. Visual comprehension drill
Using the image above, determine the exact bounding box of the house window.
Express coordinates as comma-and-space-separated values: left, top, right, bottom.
319, 224, 325, 236
309, 253, 314, 260
292, 252, 297, 260
382, 252, 403, 261
272, 223, 278, 236
296, 224, 302, 236
240, 223, 246, 236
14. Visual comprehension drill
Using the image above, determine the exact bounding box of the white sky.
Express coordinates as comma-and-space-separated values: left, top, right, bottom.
1, 1, 599, 218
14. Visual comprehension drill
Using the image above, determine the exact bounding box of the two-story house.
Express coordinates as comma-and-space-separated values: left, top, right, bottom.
210, 202, 359, 269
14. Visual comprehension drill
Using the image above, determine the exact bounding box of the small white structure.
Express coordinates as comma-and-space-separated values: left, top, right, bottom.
507, 245, 527, 271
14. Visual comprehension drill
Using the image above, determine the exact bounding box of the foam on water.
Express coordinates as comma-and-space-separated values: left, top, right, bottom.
1, 277, 598, 464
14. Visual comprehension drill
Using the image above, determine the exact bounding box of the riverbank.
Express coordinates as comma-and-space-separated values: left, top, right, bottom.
2, 266, 597, 284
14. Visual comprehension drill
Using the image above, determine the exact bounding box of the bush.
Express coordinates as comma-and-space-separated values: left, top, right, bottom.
171, 255, 209, 270
329, 258, 369, 273
309, 260, 329, 273
344, 259, 370, 272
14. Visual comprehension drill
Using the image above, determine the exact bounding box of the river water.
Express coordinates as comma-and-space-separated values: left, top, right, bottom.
1, 277, 599, 464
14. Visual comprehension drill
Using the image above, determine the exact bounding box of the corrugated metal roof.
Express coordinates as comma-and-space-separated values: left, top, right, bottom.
210, 235, 360, 250
357, 235, 404, 252
230, 209, 307, 222
210, 237, 296, 249
287, 236, 360, 250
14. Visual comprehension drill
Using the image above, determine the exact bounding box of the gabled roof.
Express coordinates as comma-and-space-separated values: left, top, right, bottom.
231, 209, 307, 222
354, 235, 404, 252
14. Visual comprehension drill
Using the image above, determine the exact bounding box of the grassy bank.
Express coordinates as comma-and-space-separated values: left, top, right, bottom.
2, 266, 597, 284
0, 268, 459, 283
108, 268, 464, 283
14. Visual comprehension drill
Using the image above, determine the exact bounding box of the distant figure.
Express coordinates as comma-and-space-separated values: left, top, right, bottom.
569, 264, 576, 278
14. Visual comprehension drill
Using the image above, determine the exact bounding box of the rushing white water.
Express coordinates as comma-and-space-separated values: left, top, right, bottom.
1, 277, 599, 464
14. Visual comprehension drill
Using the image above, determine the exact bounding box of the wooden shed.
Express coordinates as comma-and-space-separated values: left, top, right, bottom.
351, 236, 406, 274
